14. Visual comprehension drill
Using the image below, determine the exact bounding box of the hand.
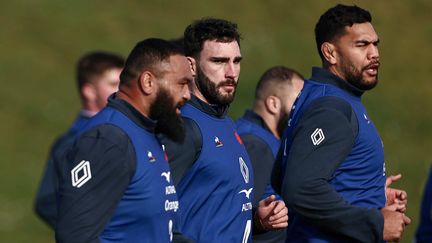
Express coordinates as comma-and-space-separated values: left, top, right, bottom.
385, 174, 408, 213
381, 207, 411, 242
255, 195, 288, 231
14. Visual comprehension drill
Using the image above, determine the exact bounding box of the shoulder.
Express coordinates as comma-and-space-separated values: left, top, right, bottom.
77, 124, 133, 153
306, 96, 353, 119
241, 133, 270, 151
298, 96, 357, 130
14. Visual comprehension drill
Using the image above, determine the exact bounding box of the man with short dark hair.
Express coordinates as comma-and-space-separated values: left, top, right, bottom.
236, 66, 304, 242
159, 18, 288, 243
55, 38, 193, 242
34, 51, 124, 228
272, 4, 410, 242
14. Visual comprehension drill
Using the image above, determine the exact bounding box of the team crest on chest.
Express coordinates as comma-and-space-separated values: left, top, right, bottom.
214, 136, 223, 147
239, 157, 249, 184
147, 151, 156, 162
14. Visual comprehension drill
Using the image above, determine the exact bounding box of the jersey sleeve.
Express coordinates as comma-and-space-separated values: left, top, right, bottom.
241, 134, 276, 206
55, 125, 136, 243
34, 132, 75, 228
278, 96, 384, 242
157, 117, 202, 186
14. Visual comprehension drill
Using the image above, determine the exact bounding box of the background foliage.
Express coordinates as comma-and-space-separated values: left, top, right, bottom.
1, 0, 431, 242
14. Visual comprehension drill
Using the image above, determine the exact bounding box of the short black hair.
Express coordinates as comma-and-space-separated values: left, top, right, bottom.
255, 66, 304, 100
315, 4, 372, 60
120, 38, 184, 85
76, 51, 124, 89
184, 17, 241, 58
169, 37, 185, 55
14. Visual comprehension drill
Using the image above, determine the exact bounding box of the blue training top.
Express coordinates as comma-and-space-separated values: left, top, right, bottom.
281, 78, 386, 242
176, 102, 254, 243
79, 106, 178, 242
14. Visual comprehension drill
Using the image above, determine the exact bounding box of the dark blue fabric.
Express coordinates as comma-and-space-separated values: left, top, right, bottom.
55, 98, 178, 242
236, 111, 286, 243
416, 166, 432, 243
236, 115, 280, 157
176, 102, 254, 243
83, 107, 178, 242
277, 67, 385, 242
34, 113, 90, 227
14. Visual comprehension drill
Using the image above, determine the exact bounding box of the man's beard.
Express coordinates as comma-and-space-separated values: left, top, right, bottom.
195, 66, 237, 105
342, 61, 380, 91
276, 108, 290, 138
150, 88, 185, 143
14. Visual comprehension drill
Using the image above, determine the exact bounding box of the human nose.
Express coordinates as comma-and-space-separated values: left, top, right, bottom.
225, 62, 239, 80
368, 45, 379, 60
183, 85, 191, 101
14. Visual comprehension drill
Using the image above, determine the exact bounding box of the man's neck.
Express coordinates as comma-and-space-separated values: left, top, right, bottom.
116, 90, 151, 118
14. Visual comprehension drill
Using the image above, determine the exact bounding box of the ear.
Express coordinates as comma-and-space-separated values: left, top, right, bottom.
321, 42, 337, 65
81, 83, 96, 103
187, 56, 196, 76
264, 96, 280, 115
138, 71, 156, 95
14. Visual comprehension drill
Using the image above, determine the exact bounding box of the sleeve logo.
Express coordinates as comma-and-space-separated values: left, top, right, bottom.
311, 128, 325, 146
71, 160, 92, 188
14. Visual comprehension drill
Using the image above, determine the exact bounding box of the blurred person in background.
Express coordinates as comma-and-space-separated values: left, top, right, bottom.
415, 166, 432, 242
235, 66, 304, 242
55, 38, 193, 242
272, 4, 410, 242
34, 51, 124, 228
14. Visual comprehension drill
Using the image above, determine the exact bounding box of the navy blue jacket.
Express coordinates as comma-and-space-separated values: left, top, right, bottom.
34, 112, 91, 227
55, 97, 178, 242
272, 67, 385, 243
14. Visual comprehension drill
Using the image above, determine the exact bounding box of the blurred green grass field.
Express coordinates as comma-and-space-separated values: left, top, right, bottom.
1, 0, 431, 242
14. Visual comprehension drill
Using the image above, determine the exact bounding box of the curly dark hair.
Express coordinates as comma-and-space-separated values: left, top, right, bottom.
184, 17, 241, 58
315, 4, 372, 61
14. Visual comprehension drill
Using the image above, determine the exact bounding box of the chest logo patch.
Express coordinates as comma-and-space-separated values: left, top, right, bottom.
161, 171, 171, 183
311, 128, 325, 146
147, 151, 156, 162
214, 136, 223, 147
239, 157, 249, 183
238, 188, 253, 199
71, 160, 92, 188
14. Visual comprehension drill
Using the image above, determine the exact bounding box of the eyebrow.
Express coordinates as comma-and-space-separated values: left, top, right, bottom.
209, 57, 230, 62
209, 56, 243, 62
356, 38, 380, 45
